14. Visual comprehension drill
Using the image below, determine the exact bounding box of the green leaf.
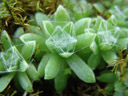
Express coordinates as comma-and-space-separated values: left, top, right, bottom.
114, 80, 125, 92
66, 54, 95, 83
13, 27, 24, 38
73, 1, 94, 20
105, 83, 114, 95
90, 41, 100, 54
88, 53, 101, 70
84, 28, 95, 33
35, 12, 48, 30
54, 61, 69, 93
42, 21, 54, 37
26, 64, 40, 81
0, 60, 5, 71
117, 28, 128, 38
93, 2, 105, 14
13, 27, 24, 51
109, 6, 126, 21
0, 73, 15, 92
45, 54, 61, 79
59, 52, 74, 58
117, 21, 128, 28
97, 71, 117, 83
63, 21, 75, 36
76, 33, 95, 50
101, 50, 117, 65
116, 38, 128, 50
38, 53, 51, 77
79, 47, 91, 54
107, 15, 117, 25
99, 43, 112, 51
54, 5, 70, 27
20, 33, 48, 52
113, 91, 124, 96
17, 72, 33, 92
95, 16, 113, 31
94, 16, 103, 30
26, 25, 44, 36
75, 18, 91, 35
1, 30, 13, 50
21, 41, 36, 60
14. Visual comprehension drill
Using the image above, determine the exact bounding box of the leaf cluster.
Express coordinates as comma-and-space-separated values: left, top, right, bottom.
0, 0, 128, 95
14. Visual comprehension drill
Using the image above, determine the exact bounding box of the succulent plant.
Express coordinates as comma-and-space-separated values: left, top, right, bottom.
0, 1, 128, 95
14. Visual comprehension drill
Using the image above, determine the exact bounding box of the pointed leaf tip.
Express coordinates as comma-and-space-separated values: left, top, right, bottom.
54, 5, 70, 26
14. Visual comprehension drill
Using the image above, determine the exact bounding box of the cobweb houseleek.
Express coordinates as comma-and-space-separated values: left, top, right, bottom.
20, 5, 96, 92
0, 30, 40, 92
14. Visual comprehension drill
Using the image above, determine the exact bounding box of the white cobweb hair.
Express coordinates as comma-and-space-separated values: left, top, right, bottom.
46, 25, 77, 58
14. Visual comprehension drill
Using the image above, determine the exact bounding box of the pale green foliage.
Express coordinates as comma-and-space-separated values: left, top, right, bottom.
66, 54, 95, 83
46, 26, 77, 58
0, 46, 29, 72
0, 1, 128, 95
35, 5, 96, 90
0, 30, 37, 92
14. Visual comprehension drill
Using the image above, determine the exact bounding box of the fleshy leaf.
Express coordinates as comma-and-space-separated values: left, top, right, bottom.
73, 1, 94, 20
75, 18, 91, 35
105, 83, 114, 95
90, 41, 100, 54
0, 73, 15, 92
99, 43, 112, 51
20, 33, 48, 52
42, 21, 54, 37
88, 53, 101, 70
76, 32, 95, 50
13, 27, 24, 38
54, 61, 69, 93
101, 50, 117, 65
66, 54, 95, 83
0, 60, 5, 71
109, 6, 126, 21
13, 27, 24, 51
93, 2, 105, 14
113, 91, 124, 96
117, 28, 128, 38
114, 80, 125, 92
21, 41, 36, 60
1, 30, 13, 50
97, 71, 117, 83
63, 21, 75, 36
116, 38, 128, 50
60, 52, 74, 58
38, 53, 51, 77
17, 72, 33, 92
26, 64, 40, 81
35, 12, 48, 30
107, 15, 117, 25
54, 5, 70, 27
45, 54, 61, 79
94, 16, 103, 30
